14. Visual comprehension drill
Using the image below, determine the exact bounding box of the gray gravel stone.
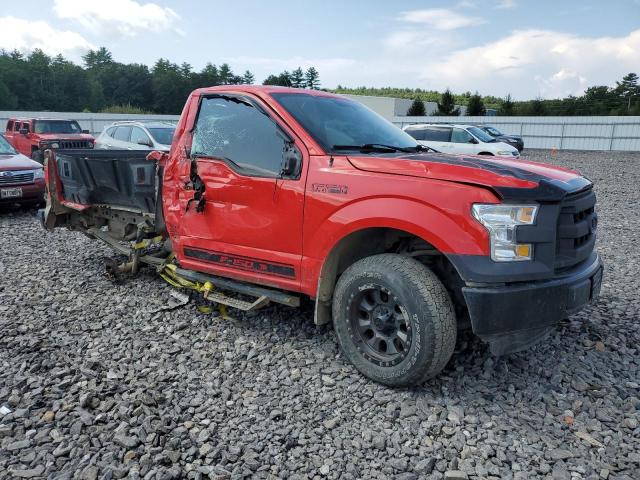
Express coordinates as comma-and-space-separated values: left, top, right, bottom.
0, 150, 639, 479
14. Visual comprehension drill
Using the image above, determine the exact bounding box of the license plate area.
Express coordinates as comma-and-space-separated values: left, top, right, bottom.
1, 187, 23, 199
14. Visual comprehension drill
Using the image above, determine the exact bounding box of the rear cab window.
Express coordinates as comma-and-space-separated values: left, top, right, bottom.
6, 120, 13, 132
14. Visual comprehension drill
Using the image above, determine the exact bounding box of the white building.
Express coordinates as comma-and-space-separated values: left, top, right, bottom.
340, 94, 466, 120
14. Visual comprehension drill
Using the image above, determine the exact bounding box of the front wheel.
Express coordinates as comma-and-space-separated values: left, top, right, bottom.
332, 254, 457, 387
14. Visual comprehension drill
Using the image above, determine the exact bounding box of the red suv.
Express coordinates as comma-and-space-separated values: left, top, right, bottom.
4, 118, 95, 163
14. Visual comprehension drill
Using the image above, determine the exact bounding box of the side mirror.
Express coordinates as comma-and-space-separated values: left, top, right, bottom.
82, 129, 90, 134
281, 143, 302, 178
469, 138, 478, 144
138, 139, 153, 147
19, 128, 28, 135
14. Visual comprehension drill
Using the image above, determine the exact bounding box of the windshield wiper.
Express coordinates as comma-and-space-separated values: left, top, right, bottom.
411, 144, 439, 153
331, 143, 415, 153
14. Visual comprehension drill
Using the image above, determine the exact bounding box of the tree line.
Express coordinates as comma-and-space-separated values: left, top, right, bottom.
340, 73, 640, 117
0, 47, 322, 114
0, 46, 638, 117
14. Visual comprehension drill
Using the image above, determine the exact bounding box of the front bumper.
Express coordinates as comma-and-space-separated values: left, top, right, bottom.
0, 181, 46, 204
462, 253, 603, 354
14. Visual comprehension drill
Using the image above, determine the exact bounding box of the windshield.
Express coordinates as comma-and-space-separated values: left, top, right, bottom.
467, 126, 496, 143
148, 127, 175, 145
271, 93, 418, 152
485, 126, 503, 136
34, 120, 82, 134
0, 135, 17, 155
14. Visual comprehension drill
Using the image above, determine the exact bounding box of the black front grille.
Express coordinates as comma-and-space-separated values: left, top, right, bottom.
0, 171, 34, 185
555, 187, 597, 270
58, 140, 92, 149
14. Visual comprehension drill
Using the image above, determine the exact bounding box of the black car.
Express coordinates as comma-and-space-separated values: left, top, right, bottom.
476, 125, 524, 152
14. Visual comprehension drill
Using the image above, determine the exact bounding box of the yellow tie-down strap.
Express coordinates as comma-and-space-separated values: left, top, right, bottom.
158, 261, 233, 320
133, 235, 164, 251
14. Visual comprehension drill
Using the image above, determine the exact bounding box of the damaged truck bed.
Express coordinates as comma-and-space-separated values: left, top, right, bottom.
42, 148, 300, 310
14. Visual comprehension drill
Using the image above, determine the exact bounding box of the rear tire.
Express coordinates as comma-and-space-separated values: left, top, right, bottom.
332, 254, 457, 387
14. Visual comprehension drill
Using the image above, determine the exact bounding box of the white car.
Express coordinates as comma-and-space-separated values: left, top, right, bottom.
403, 123, 520, 158
95, 121, 176, 151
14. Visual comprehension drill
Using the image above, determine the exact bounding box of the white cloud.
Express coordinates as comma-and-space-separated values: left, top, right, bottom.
53, 0, 181, 37
418, 29, 640, 98
0, 16, 96, 57
398, 9, 486, 30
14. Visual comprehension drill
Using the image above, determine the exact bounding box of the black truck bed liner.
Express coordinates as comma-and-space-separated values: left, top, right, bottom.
55, 149, 157, 212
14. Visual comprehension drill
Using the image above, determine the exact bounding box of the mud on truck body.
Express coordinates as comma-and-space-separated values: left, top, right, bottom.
41, 86, 603, 386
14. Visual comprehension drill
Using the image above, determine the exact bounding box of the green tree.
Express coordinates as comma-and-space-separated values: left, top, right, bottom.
290, 67, 305, 88
241, 70, 255, 84
196, 63, 221, 88
218, 63, 233, 84
263, 71, 292, 86
499, 94, 515, 116
615, 72, 639, 112
151, 58, 192, 113
82, 47, 113, 69
305, 67, 320, 89
0, 78, 18, 109
466, 92, 486, 116
529, 98, 546, 115
406, 97, 426, 116
436, 89, 460, 116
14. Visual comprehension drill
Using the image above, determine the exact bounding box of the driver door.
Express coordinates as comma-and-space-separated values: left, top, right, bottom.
173, 94, 307, 290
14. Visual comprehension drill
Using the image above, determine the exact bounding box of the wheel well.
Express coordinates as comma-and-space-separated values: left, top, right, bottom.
478, 152, 494, 156
313, 227, 468, 326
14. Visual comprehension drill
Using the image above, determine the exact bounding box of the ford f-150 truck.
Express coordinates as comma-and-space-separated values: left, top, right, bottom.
5, 118, 95, 163
41, 86, 602, 386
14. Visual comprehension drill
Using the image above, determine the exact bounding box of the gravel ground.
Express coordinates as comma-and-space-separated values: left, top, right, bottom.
0, 149, 639, 480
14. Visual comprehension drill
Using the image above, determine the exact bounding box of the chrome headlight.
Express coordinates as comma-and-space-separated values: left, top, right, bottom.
472, 204, 538, 261
33, 168, 44, 180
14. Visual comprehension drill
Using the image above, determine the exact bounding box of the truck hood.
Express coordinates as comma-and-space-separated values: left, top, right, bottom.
347, 152, 591, 201
0, 152, 42, 170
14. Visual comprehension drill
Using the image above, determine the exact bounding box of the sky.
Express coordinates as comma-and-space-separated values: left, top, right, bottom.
1, 0, 639, 100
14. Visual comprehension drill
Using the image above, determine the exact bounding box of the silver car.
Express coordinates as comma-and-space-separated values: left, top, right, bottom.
95, 121, 176, 151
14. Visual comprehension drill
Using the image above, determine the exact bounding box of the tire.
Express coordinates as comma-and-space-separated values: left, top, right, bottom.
332, 254, 457, 387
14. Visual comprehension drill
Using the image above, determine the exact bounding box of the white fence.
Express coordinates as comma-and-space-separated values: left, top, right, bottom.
2, 111, 639, 151
0, 111, 180, 136
393, 115, 640, 151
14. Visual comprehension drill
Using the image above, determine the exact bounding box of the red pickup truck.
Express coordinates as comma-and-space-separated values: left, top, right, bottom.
5, 118, 95, 163
41, 86, 602, 386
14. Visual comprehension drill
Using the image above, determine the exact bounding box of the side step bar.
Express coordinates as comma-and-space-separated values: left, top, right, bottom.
87, 227, 300, 309
174, 267, 300, 308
